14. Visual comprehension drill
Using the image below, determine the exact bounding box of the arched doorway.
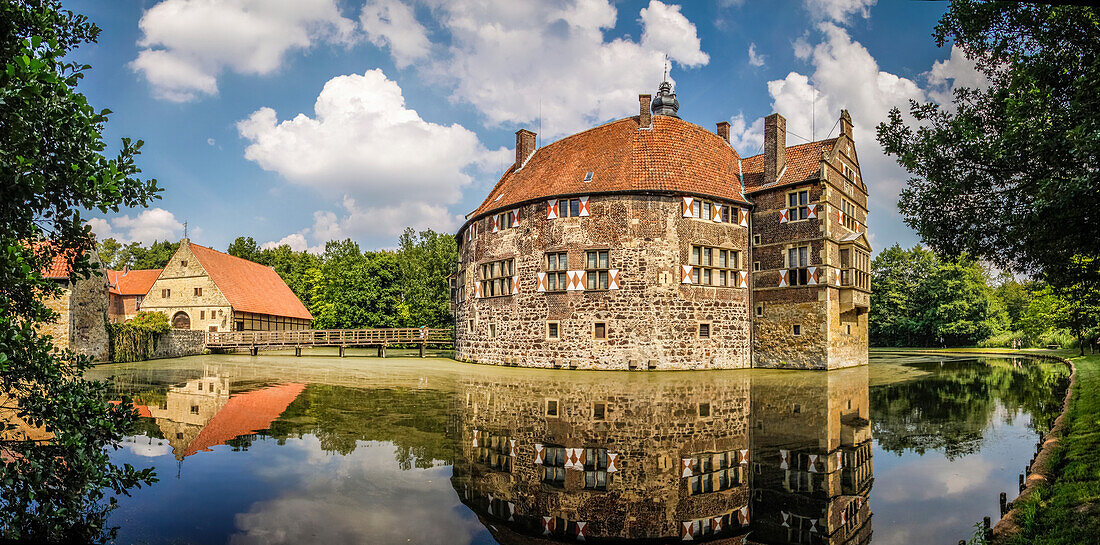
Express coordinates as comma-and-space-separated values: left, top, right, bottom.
172, 311, 191, 329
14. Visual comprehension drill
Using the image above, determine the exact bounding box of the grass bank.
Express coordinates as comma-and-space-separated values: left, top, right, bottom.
1001, 352, 1100, 544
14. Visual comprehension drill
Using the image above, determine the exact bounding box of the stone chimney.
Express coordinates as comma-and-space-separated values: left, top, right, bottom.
639, 94, 652, 128
716, 121, 730, 144
764, 113, 786, 185
840, 109, 854, 139
515, 129, 536, 168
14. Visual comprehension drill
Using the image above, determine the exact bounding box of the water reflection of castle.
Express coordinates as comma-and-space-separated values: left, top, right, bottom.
450, 368, 872, 544
140, 367, 305, 461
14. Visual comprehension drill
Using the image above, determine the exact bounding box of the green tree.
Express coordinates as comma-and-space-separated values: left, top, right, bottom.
226, 236, 259, 262
876, 2, 1100, 278
309, 240, 409, 329
396, 228, 457, 329
96, 237, 122, 269
0, 1, 158, 540
1052, 255, 1100, 355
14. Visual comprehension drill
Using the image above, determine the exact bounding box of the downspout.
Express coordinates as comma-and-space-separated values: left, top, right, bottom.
740, 156, 755, 369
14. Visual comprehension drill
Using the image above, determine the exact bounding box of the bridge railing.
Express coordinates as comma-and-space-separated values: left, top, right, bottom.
206, 327, 453, 347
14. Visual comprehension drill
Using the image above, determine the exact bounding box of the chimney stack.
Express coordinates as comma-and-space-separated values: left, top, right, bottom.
716, 121, 730, 144
764, 113, 786, 185
515, 129, 536, 168
639, 94, 652, 128
840, 109, 853, 139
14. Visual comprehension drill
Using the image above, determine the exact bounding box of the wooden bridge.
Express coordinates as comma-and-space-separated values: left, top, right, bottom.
205, 328, 454, 357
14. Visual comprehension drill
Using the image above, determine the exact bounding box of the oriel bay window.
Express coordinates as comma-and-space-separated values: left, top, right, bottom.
585, 250, 609, 290
480, 258, 514, 297
787, 245, 810, 286
546, 252, 567, 292
690, 245, 740, 286
840, 247, 871, 289
787, 189, 809, 221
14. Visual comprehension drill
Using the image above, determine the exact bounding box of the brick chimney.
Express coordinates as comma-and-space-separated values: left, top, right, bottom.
840, 109, 853, 139
639, 94, 652, 128
716, 121, 730, 144
515, 129, 536, 168
764, 113, 786, 185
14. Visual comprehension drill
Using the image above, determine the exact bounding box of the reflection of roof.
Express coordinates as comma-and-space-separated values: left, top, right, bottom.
183, 383, 306, 457
108, 400, 153, 418
742, 139, 836, 192
106, 268, 162, 295
187, 243, 312, 320
467, 116, 748, 225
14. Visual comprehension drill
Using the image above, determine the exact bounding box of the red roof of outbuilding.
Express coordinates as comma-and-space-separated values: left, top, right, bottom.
187, 243, 313, 320
106, 268, 163, 295
183, 383, 306, 457
468, 115, 747, 225
742, 139, 836, 193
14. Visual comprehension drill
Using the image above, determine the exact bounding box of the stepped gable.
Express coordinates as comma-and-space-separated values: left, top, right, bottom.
106, 268, 163, 295
187, 243, 312, 320
469, 115, 747, 223
742, 138, 837, 192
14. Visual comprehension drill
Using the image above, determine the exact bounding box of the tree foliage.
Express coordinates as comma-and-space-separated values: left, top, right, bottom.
876, 2, 1100, 280
1, 1, 157, 540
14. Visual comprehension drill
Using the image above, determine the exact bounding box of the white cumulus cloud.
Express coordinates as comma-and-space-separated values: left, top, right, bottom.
925, 44, 990, 105
89, 208, 186, 244
359, 0, 431, 68
426, 0, 709, 137
804, 0, 876, 24
748, 42, 765, 67
132, 0, 357, 102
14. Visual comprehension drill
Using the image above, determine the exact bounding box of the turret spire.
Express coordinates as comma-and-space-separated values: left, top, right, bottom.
651, 60, 680, 118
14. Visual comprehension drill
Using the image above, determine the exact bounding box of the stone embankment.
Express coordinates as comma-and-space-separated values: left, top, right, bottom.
149, 329, 206, 360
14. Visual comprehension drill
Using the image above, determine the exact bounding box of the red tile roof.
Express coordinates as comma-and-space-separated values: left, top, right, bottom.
106, 268, 163, 296
188, 243, 313, 320
184, 383, 306, 457
468, 116, 747, 226
742, 139, 836, 193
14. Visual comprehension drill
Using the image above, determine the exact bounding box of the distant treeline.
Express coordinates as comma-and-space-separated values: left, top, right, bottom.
98, 228, 456, 330
871, 245, 1099, 349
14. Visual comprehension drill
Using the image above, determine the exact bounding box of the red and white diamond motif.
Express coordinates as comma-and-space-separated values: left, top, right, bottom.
475, 283, 482, 298
737, 505, 750, 526
780, 209, 790, 224
471, 429, 479, 448
837, 209, 845, 225
491, 215, 499, 233
507, 502, 515, 522
537, 272, 547, 292
840, 508, 848, 526
512, 209, 521, 227
739, 208, 748, 227
512, 275, 519, 295
547, 200, 559, 220
738, 271, 748, 288
578, 196, 590, 217
575, 521, 588, 541
712, 516, 724, 531
681, 265, 693, 284
681, 458, 693, 477
607, 269, 620, 290
837, 451, 843, 470
808, 266, 818, 285
739, 449, 748, 464
566, 271, 585, 291
834, 268, 842, 285
509, 439, 516, 457
543, 516, 556, 535
607, 452, 619, 472
682, 196, 694, 217
711, 203, 722, 222
807, 203, 818, 219
565, 448, 583, 470
534, 443, 545, 465
808, 454, 819, 473
778, 270, 789, 287
681, 521, 694, 541
779, 449, 789, 470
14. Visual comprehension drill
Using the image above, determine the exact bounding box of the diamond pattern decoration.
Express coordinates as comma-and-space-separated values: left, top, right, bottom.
607, 452, 620, 472
780, 209, 790, 224
738, 505, 750, 526
808, 454, 819, 473
781, 511, 791, 527
681, 521, 695, 541
807, 203, 818, 219
547, 200, 559, 220
513, 209, 521, 227
475, 283, 482, 298
575, 521, 588, 541
534, 443, 545, 465
471, 429, 479, 448
739, 449, 748, 464
712, 516, 724, 532
491, 215, 500, 233
537, 272, 547, 292
578, 196, 590, 217
543, 516, 556, 536
512, 275, 519, 295
711, 203, 722, 222
738, 271, 748, 288
682, 196, 694, 217
836, 451, 843, 470
509, 439, 517, 457
779, 449, 789, 470
566, 271, 585, 291
681, 265, 693, 284
778, 270, 789, 288
807, 266, 818, 285
608, 269, 620, 290
739, 208, 748, 227
681, 457, 693, 478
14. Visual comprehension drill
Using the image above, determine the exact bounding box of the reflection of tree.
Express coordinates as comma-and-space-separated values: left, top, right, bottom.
871, 359, 1068, 459
267, 384, 454, 469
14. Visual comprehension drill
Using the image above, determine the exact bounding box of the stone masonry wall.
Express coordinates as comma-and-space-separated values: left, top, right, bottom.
455, 194, 751, 370
148, 329, 207, 360
141, 242, 233, 332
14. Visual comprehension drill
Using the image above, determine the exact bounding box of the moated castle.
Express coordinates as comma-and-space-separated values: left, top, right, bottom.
453, 82, 870, 370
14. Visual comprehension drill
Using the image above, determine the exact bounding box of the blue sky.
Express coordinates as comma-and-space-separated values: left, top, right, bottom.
67, 0, 983, 254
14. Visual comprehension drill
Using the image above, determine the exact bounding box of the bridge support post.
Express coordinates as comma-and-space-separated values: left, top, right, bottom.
295, 346, 301, 357
378, 345, 386, 358
339, 346, 345, 358
419, 342, 426, 358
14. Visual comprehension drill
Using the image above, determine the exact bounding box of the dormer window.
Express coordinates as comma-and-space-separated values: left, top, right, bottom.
583, 171, 594, 182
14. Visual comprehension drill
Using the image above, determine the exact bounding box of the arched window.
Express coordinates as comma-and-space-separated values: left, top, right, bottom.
172, 311, 191, 329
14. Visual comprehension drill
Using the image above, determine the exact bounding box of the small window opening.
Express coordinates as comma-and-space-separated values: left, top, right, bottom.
793, 404, 801, 414
698, 323, 711, 339
698, 403, 711, 418
181, 260, 187, 267
792, 324, 802, 336
190, 405, 199, 415
547, 321, 560, 339
194, 287, 202, 296
755, 304, 764, 317
583, 171, 594, 182
545, 399, 559, 417
593, 402, 607, 420
753, 234, 761, 245
489, 323, 497, 338
753, 261, 761, 271
593, 322, 607, 340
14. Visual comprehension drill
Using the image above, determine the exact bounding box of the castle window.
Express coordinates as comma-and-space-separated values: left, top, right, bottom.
585, 250, 609, 290
753, 234, 761, 245
190, 405, 199, 414
479, 258, 514, 297
698, 322, 711, 339
593, 322, 607, 340
583, 447, 610, 490
583, 171, 594, 182
847, 324, 852, 335
756, 304, 764, 317
200, 310, 205, 320
686, 450, 744, 495
842, 199, 858, 231
753, 261, 761, 271
161, 288, 171, 298
840, 247, 870, 289
467, 319, 474, 332
546, 252, 567, 291
194, 287, 202, 296
702, 202, 712, 221
787, 245, 811, 286
698, 403, 711, 418
181, 260, 187, 267
592, 401, 607, 420
690, 245, 740, 287
787, 190, 810, 221
558, 198, 582, 217
474, 431, 513, 472
542, 445, 566, 487
692, 199, 701, 218
546, 321, 560, 340
793, 324, 802, 336
545, 399, 559, 417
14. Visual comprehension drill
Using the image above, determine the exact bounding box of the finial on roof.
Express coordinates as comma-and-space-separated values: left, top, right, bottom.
651, 77, 679, 118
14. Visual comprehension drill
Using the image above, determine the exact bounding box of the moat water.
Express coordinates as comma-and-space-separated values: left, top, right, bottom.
89, 350, 1069, 545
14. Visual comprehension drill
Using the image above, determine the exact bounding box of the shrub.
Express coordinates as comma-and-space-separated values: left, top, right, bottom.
108, 311, 170, 362
979, 330, 1029, 348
